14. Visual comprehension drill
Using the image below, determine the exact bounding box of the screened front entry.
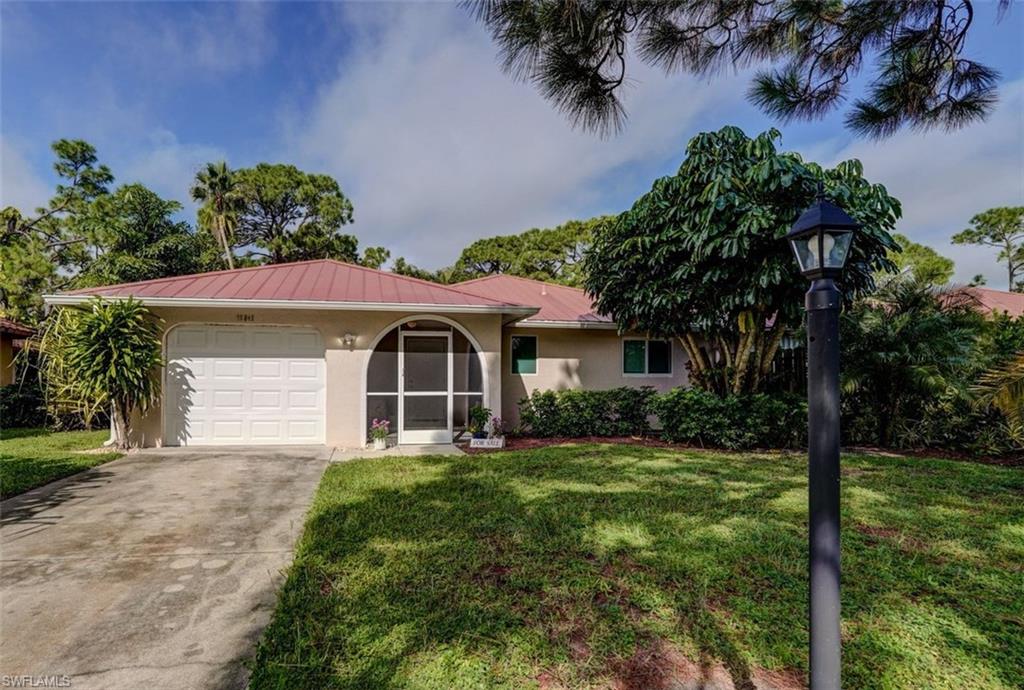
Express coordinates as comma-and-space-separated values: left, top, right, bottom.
366, 320, 485, 444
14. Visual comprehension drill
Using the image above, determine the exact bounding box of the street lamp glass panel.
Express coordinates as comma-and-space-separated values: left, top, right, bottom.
822, 230, 853, 269
789, 228, 854, 276
791, 235, 819, 273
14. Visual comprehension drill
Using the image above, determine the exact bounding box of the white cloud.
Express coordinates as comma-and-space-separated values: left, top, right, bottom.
120, 130, 226, 211
287, 4, 749, 266
823, 81, 1024, 288
0, 137, 50, 212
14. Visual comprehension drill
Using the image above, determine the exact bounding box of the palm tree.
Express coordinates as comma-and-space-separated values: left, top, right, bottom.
841, 276, 982, 446
191, 161, 239, 269
974, 354, 1024, 428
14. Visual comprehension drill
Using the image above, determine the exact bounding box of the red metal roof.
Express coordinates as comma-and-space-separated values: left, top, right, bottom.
0, 318, 35, 337
958, 286, 1024, 318
64, 260, 526, 309
453, 275, 612, 324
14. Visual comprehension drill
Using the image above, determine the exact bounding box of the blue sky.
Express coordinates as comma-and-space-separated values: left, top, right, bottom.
2, 2, 1022, 285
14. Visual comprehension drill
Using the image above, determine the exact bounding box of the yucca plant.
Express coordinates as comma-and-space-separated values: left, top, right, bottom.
61, 298, 163, 448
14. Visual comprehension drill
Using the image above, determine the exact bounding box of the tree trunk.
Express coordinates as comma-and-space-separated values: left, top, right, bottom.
753, 326, 787, 391
112, 402, 130, 449
217, 217, 235, 269
731, 321, 758, 395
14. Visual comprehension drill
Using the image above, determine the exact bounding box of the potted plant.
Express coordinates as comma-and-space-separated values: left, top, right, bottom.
467, 404, 491, 439
370, 418, 390, 450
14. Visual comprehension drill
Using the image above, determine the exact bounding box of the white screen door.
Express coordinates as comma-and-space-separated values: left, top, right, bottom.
399, 332, 452, 444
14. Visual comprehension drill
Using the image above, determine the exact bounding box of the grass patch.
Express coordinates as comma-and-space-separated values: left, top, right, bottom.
0, 427, 121, 498
250, 444, 1024, 690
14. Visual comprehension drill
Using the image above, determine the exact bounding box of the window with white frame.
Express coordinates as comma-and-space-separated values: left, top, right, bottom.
622, 338, 672, 375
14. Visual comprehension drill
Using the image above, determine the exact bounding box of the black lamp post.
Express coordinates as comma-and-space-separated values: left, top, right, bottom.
785, 188, 859, 690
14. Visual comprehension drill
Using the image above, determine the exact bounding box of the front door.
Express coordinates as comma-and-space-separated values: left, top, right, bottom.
399, 332, 452, 444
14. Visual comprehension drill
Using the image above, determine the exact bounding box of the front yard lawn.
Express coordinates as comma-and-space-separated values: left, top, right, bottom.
0, 427, 122, 498
250, 444, 1024, 690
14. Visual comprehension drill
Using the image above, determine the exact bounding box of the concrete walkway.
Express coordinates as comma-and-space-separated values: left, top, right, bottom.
330, 443, 465, 462
0, 447, 328, 689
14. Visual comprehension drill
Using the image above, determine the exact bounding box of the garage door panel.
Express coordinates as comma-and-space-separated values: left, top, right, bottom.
251, 420, 283, 440
251, 390, 282, 409
251, 360, 282, 378
287, 420, 319, 441
165, 325, 325, 446
212, 390, 244, 410
288, 360, 320, 379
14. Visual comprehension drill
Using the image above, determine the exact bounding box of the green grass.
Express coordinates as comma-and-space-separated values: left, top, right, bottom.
250, 444, 1024, 690
0, 427, 122, 498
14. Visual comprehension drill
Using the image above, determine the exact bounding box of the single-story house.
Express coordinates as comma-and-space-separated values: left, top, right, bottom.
0, 318, 35, 387
44, 260, 688, 447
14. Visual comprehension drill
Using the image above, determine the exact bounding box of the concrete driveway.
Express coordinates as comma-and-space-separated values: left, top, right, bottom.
0, 447, 328, 689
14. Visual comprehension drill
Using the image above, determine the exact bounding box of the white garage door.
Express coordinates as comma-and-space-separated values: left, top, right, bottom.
164, 325, 326, 446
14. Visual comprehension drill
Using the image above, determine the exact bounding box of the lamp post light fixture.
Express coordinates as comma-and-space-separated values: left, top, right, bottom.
785, 186, 860, 690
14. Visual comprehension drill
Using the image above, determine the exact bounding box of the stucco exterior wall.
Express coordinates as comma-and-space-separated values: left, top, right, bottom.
500, 326, 691, 426
132, 306, 504, 448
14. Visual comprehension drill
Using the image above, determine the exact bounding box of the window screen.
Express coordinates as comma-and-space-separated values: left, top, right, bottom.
647, 340, 672, 374
623, 340, 646, 374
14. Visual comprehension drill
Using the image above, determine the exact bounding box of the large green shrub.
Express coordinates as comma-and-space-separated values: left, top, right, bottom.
653, 388, 807, 450
518, 387, 656, 437
0, 383, 46, 429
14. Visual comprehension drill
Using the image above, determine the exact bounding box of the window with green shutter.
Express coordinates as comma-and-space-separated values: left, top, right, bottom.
511, 335, 537, 374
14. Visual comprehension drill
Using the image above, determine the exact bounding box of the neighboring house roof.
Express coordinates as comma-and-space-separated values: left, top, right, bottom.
453, 275, 615, 328
957, 286, 1024, 318
46, 260, 538, 316
0, 318, 35, 338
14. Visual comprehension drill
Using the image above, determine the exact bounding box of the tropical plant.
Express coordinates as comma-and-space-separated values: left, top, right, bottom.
29, 306, 110, 430
974, 354, 1024, 428
952, 207, 1024, 291
59, 299, 163, 448
584, 125, 900, 395
840, 276, 983, 447
468, 0, 1007, 138
191, 161, 241, 269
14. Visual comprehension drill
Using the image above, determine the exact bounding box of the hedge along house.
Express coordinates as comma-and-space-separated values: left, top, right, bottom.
44, 260, 689, 448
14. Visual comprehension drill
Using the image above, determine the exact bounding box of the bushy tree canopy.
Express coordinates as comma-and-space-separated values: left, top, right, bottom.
233, 164, 357, 264
452, 217, 608, 286
888, 233, 955, 285
470, 0, 1008, 138
584, 126, 901, 394
75, 184, 221, 288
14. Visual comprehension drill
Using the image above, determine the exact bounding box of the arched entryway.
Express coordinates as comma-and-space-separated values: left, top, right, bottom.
362, 316, 487, 445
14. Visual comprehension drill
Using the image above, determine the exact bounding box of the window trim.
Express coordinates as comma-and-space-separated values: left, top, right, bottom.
621, 337, 673, 377
510, 334, 538, 376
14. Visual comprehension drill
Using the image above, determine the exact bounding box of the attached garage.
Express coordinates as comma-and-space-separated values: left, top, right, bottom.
164, 324, 326, 446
